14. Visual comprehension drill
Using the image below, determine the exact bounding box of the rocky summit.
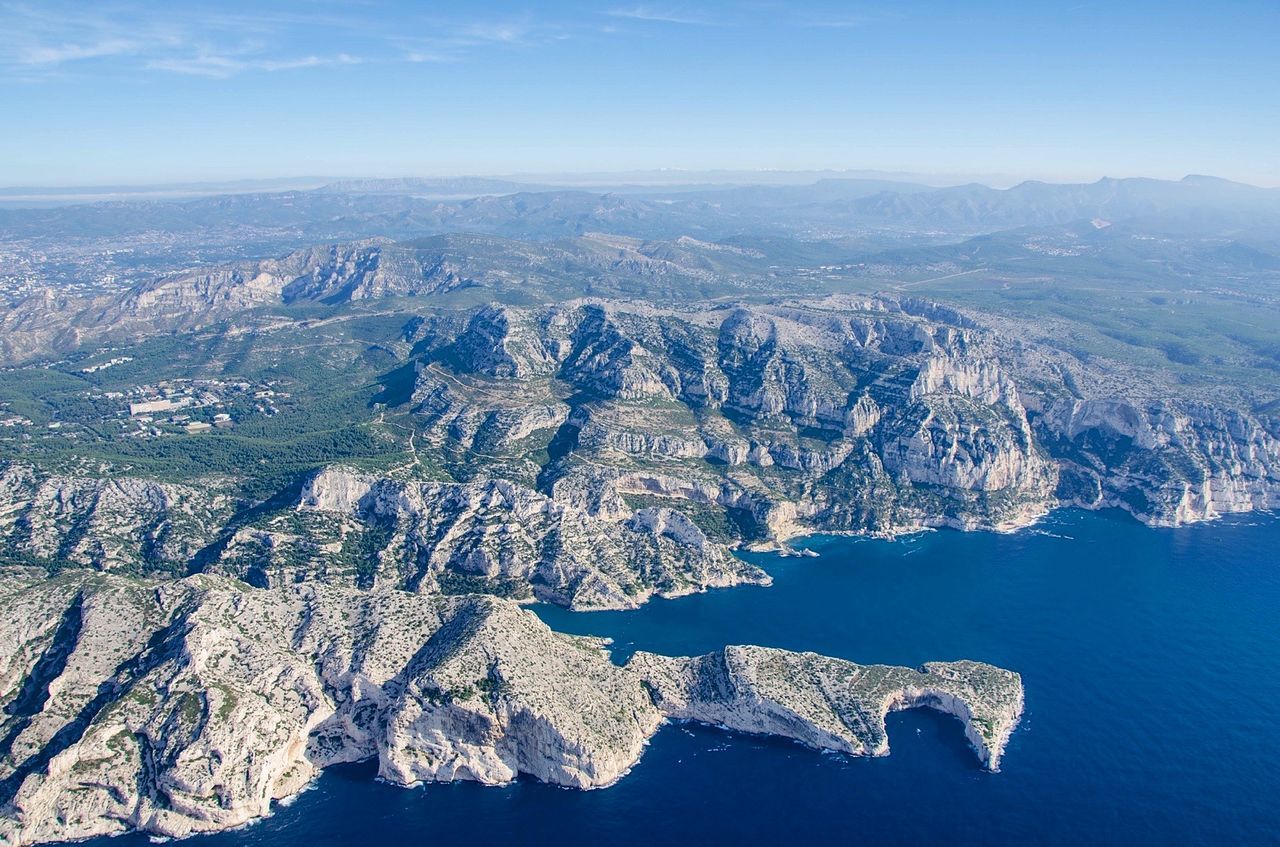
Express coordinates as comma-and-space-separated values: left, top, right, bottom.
0, 569, 1023, 845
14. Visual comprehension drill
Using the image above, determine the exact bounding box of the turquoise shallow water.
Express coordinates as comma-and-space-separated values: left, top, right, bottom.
79, 509, 1280, 846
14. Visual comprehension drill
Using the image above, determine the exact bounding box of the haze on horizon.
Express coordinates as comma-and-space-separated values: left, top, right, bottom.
0, 0, 1277, 188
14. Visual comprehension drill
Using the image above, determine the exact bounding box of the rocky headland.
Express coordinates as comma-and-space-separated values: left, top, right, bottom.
0, 569, 1023, 845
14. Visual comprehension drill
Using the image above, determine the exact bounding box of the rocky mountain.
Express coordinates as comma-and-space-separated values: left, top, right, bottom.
3, 293, 1274, 595
0, 464, 232, 573
0, 462, 766, 611
0, 569, 1023, 845
1040, 398, 1280, 525
243, 467, 768, 608
0, 232, 783, 365
412, 297, 1059, 537
406, 296, 1280, 533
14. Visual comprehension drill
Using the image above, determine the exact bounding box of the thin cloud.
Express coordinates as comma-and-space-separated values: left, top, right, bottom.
605, 6, 720, 26
0, 2, 554, 79
801, 15, 865, 29
391, 15, 560, 64
262, 53, 362, 71
145, 52, 362, 79
18, 38, 138, 65
0, 3, 868, 80
455, 22, 531, 44
405, 51, 454, 64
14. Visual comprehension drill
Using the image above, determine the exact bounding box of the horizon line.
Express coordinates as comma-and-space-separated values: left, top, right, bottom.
2, 168, 1277, 198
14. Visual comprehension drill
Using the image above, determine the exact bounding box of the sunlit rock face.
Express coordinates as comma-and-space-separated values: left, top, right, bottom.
1041, 398, 1280, 525
410, 295, 1280, 535
407, 297, 1060, 540
4, 294, 1275, 600
0, 571, 1023, 846
284, 466, 769, 609
630, 647, 1023, 771
0, 463, 231, 572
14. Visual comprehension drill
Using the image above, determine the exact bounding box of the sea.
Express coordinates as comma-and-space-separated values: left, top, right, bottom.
83, 508, 1280, 846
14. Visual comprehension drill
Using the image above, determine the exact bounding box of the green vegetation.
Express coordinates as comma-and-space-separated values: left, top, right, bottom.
437, 571, 534, 601
0, 322, 417, 500
860, 252, 1280, 393
621, 493, 744, 544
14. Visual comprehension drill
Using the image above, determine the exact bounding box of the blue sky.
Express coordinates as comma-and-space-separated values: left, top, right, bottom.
1, 1, 1277, 186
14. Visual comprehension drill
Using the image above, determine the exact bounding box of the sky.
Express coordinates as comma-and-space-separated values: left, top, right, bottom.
0, 0, 1277, 187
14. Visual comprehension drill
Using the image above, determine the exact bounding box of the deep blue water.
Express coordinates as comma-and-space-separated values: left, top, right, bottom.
90, 509, 1280, 846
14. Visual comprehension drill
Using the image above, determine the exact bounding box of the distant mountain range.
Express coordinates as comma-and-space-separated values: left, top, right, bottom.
0, 231, 793, 363
3, 175, 1277, 244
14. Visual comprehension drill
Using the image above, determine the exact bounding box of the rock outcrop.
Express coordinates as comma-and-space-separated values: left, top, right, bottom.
630, 647, 1023, 771
407, 296, 1280, 534
0, 463, 230, 573
0, 570, 1024, 846
1040, 398, 1280, 525
0, 462, 767, 611
270, 467, 769, 609
4, 292, 1275, 615
411, 298, 1059, 538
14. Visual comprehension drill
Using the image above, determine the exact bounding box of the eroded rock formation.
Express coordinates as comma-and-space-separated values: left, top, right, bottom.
0, 570, 1023, 845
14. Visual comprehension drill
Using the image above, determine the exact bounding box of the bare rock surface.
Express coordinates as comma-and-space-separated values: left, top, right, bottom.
630, 647, 1023, 771
0, 570, 1023, 845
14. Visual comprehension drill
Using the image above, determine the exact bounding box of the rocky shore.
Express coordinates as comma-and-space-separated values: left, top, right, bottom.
0, 569, 1022, 845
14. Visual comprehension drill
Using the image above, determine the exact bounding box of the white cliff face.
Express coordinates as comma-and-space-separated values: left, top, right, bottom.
0, 571, 662, 845
449, 305, 565, 379
910, 355, 1019, 407
0, 571, 1025, 846
846, 393, 883, 437
296, 465, 373, 513
415, 298, 1060, 540
574, 414, 712, 460
628, 647, 1024, 772
882, 391, 1051, 495
75, 240, 408, 341
368, 609, 661, 790
1042, 398, 1280, 525
420, 296, 1280, 535
1046, 398, 1162, 447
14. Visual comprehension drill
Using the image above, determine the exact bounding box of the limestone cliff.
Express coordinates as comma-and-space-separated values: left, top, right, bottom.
0, 462, 767, 611
0, 570, 1024, 846
272, 466, 769, 609
412, 297, 1059, 538
409, 296, 1280, 534
1040, 398, 1280, 525
630, 647, 1023, 771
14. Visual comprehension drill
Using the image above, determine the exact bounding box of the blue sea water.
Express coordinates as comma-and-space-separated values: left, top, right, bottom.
87, 509, 1280, 846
